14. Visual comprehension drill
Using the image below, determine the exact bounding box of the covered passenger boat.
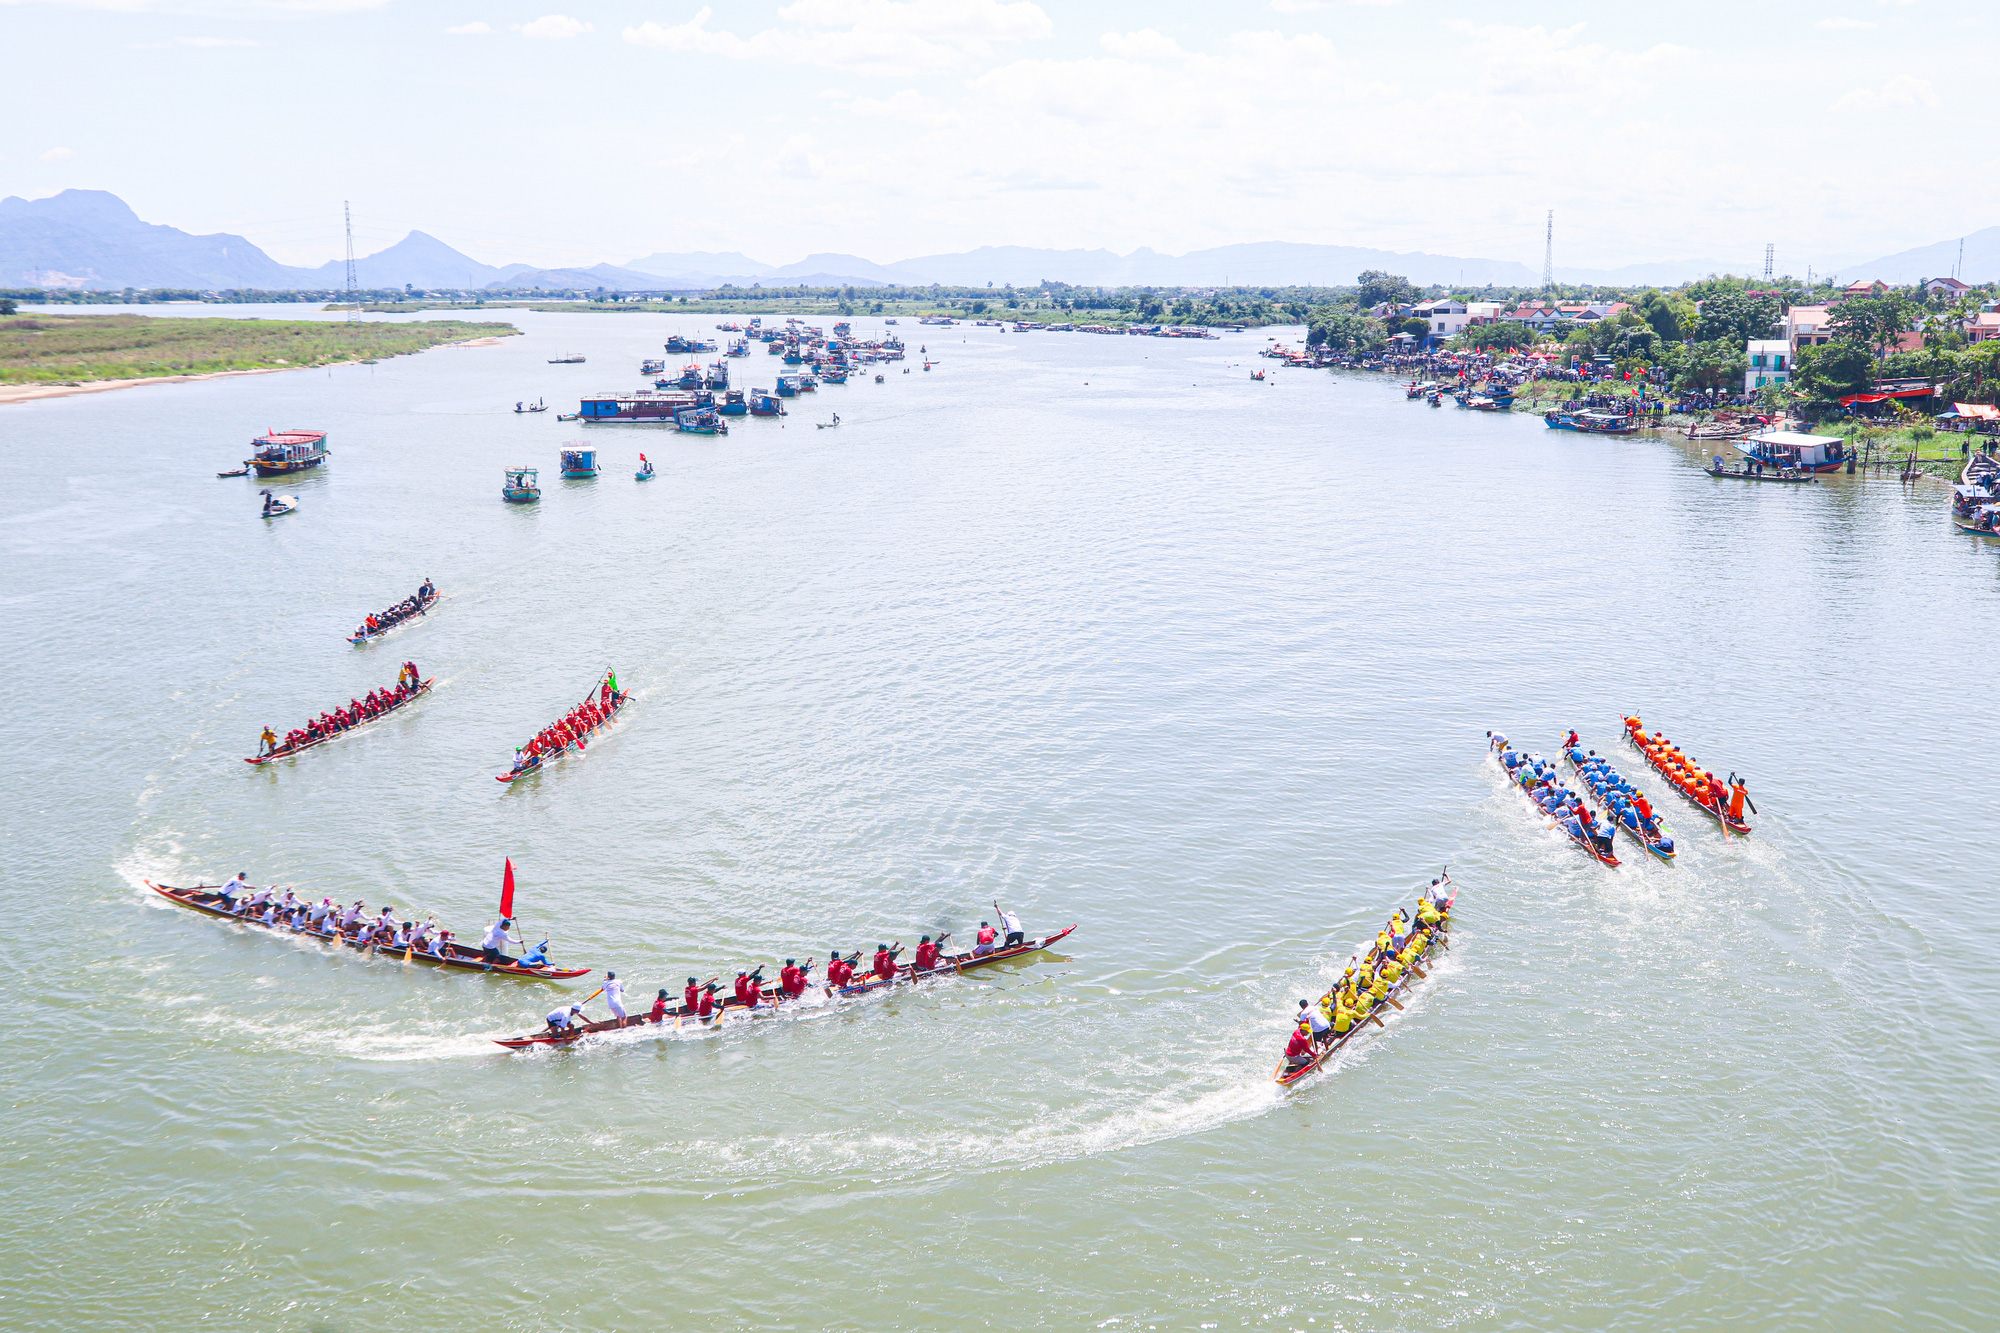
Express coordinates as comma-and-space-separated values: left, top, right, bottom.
245, 429, 329, 477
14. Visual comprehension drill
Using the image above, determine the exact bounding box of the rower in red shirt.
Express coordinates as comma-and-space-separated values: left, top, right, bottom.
913, 936, 940, 971
695, 986, 718, 1020
649, 989, 670, 1023
825, 951, 854, 990
733, 970, 752, 1005
1284, 1023, 1316, 1072
872, 944, 900, 981
779, 958, 809, 998
684, 976, 704, 1012
973, 921, 998, 957
743, 972, 768, 1009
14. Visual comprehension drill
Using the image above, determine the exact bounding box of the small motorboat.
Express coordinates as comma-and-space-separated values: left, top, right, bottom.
816, 414, 841, 430
217, 467, 248, 478
547, 353, 586, 364
1251, 370, 1265, 380
514, 398, 549, 413
259, 489, 298, 518
874, 373, 884, 383
636, 454, 655, 482
503, 467, 541, 503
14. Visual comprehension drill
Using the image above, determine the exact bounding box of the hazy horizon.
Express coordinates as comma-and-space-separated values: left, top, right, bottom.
3, 1, 1992, 277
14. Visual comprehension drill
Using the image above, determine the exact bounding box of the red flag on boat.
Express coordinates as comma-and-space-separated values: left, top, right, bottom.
500, 858, 516, 919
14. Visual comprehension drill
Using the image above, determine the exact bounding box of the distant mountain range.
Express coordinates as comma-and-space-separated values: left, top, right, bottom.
0, 189, 1986, 294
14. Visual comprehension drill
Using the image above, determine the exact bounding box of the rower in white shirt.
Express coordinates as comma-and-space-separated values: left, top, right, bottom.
217, 873, 253, 906
603, 972, 627, 1023
998, 907, 1025, 947
339, 901, 366, 933
480, 917, 516, 966
307, 898, 334, 931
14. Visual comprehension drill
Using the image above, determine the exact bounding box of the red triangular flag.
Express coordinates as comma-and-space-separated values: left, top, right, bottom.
500, 858, 516, 920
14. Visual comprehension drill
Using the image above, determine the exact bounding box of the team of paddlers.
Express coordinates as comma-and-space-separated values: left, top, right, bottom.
1564, 742, 1674, 858
351, 580, 436, 642
1282, 877, 1452, 1075
255, 661, 425, 758
538, 908, 1033, 1036
1490, 732, 1621, 861
203, 872, 552, 967
1623, 716, 1752, 831
505, 671, 625, 776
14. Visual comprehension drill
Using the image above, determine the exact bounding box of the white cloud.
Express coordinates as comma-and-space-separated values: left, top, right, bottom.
1815, 17, 1876, 29
518, 14, 590, 39
40, 147, 76, 162
1099, 29, 1185, 61
624, 0, 1050, 74
446, 21, 493, 34
776, 132, 824, 179
1268, 0, 1329, 11
1835, 74, 1939, 111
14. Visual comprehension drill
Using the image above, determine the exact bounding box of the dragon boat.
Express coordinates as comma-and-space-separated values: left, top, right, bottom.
1276, 882, 1455, 1087
1622, 716, 1752, 834
145, 882, 590, 980
1490, 733, 1620, 866
246, 677, 432, 764
493, 924, 1078, 1049
349, 586, 438, 645
1562, 742, 1675, 861
497, 672, 627, 783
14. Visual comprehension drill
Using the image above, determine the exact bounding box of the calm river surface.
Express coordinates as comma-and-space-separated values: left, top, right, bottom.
1, 308, 1995, 1332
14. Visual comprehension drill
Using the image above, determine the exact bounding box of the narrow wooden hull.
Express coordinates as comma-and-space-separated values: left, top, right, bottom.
146, 882, 590, 981
1276, 893, 1455, 1087
1492, 742, 1619, 866
497, 690, 629, 782
246, 679, 432, 764
1622, 722, 1751, 834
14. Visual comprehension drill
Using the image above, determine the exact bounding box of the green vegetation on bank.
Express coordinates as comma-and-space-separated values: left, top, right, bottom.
0, 315, 518, 386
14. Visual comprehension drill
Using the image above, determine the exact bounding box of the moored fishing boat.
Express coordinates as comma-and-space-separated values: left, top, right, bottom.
749, 389, 784, 416
1706, 457, 1817, 483
1489, 733, 1620, 865
144, 881, 590, 980
245, 429, 329, 477
1962, 449, 2000, 489
548, 353, 586, 364
674, 405, 723, 434
1735, 430, 1847, 473
719, 388, 748, 416
559, 446, 599, 478
1276, 878, 1454, 1087
1622, 716, 1752, 834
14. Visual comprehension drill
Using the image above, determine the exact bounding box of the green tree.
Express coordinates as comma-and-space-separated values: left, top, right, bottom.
1455, 321, 1535, 352
1305, 306, 1386, 353
1692, 290, 1782, 344
1792, 341, 1873, 402
1827, 294, 1912, 361
1669, 337, 1748, 392
1356, 270, 1414, 309
1637, 289, 1693, 343
0, 298, 14, 316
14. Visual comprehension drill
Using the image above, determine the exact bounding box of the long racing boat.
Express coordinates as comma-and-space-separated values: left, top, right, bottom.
1489, 733, 1620, 866
497, 672, 627, 783
1622, 716, 1752, 834
1276, 882, 1454, 1087
1562, 741, 1675, 861
493, 924, 1078, 1050
145, 882, 591, 981
246, 677, 432, 764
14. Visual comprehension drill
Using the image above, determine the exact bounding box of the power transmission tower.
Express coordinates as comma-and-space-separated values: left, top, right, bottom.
1763, 244, 1773, 281
1957, 237, 1965, 281
344, 201, 359, 322
1542, 210, 1553, 293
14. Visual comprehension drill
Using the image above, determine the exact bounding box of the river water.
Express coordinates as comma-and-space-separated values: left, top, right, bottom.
1, 309, 1994, 1332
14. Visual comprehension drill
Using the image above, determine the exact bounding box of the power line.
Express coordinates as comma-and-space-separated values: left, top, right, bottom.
1542, 209, 1553, 292
1762, 243, 1773, 280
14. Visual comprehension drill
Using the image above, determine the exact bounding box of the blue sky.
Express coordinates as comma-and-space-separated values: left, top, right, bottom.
0, 0, 1988, 273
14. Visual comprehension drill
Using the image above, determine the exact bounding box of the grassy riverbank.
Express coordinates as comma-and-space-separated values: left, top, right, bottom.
0, 314, 518, 386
